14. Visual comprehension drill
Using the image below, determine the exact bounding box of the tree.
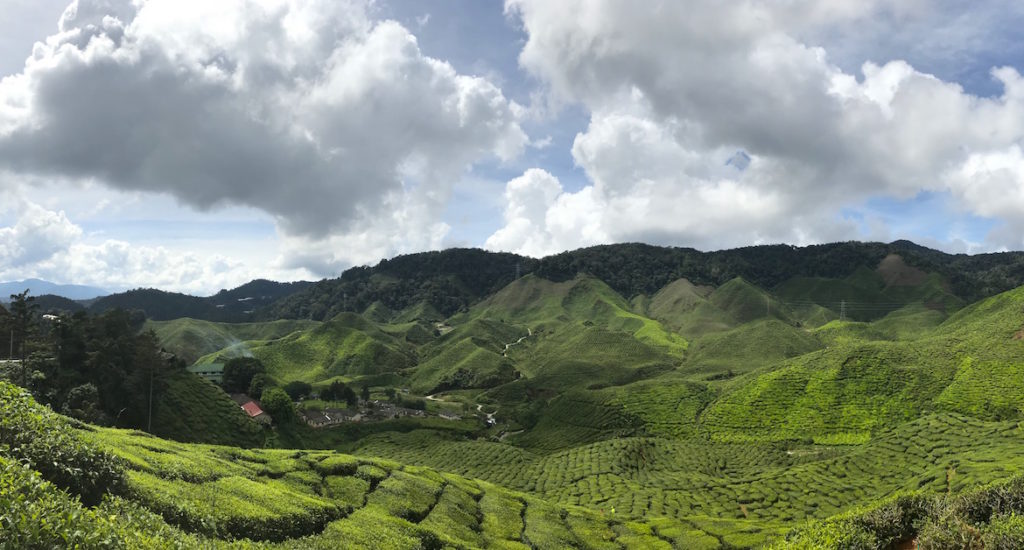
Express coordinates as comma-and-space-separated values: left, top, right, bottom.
221, 357, 265, 394
283, 380, 312, 400
248, 373, 267, 398
8, 290, 38, 387
61, 383, 104, 423
342, 386, 358, 408
361, 384, 371, 402
126, 330, 175, 432
260, 387, 294, 422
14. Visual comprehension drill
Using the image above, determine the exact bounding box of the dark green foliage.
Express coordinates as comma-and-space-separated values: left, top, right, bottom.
266, 248, 536, 320
0, 381, 124, 505
89, 279, 311, 322
220, 357, 267, 394
284, 380, 313, 400
151, 369, 263, 447
31, 293, 86, 314
2, 308, 182, 434
248, 373, 267, 399
261, 388, 295, 422
320, 380, 358, 407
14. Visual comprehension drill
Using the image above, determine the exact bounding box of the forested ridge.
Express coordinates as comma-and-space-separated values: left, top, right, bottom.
266, 240, 1024, 321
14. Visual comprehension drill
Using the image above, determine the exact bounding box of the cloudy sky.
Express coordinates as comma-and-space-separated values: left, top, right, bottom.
2, 0, 1024, 294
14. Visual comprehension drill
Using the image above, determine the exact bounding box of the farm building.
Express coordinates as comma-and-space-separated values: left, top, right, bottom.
186, 362, 224, 384
299, 408, 362, 428
239, 400, 272, 425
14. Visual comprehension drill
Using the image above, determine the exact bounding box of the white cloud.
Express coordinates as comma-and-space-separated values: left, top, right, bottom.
0, 200, 81, 267
0, 197, 308, 294
0, 0, 527, 256
488, 0, 1024, 254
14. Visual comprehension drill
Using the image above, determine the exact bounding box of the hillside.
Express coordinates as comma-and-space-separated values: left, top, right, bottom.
1, 380, 748, 549
146, 318, 320, 364
89, 279, 311, 322
12, 240, 1024, 548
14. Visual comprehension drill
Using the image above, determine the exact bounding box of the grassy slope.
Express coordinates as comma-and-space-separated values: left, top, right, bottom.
147, 318, 320, 365
700, 284, 1024, 444
354, 413, 1024, 531
151, 369, 265, 447
196, 313, 415, 386
1, 381, 739, 549
682, 318, 823, 377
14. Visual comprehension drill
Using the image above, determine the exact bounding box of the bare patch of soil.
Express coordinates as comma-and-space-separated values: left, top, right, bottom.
877, 254, 929, 287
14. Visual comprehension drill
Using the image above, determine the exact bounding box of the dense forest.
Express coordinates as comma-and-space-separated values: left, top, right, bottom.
0, 291, 181, 430
264, 241, 1024, 321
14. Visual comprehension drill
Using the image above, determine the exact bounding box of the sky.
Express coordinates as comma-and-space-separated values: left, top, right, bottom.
2, 1, 1024, 295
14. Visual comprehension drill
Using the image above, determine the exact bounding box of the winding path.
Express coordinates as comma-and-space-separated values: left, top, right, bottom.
502, 328, 533, 356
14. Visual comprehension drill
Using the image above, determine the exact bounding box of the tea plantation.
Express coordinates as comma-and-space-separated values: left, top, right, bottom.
9, 246, 1024, 548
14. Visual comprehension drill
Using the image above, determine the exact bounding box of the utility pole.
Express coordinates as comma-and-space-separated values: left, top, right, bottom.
840, 300, 847, 322
515, 262, 521, 279
148, 365, 154, 432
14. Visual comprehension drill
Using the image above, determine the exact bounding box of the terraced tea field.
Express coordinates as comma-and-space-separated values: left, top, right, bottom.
355, 414, 1024, 528
88, 423, 774, 548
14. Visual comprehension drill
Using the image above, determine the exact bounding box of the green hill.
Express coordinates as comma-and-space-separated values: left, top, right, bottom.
148, 318, 320, 364
682, 319, 823, 377
2, 380, 745, 549
197, 313, 416, 386
150, 369, 265, 447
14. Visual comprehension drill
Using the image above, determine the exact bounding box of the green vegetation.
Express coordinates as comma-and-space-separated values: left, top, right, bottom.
12, 241, 1024, 548
196, 313, 416, 386
151, 368, 264, 447
147, 318, 319, 364
2, 380, 736, 548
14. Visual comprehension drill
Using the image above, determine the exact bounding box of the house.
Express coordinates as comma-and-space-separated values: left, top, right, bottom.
299, 408, 362, 428
186, 362, 224, 384
439, 412, 462, 421
240, 400, 272, 425
300, 409, 331, 428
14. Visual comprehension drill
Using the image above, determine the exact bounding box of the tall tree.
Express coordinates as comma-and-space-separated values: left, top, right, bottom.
222, 357, 266, 394
8, 290, 38, 387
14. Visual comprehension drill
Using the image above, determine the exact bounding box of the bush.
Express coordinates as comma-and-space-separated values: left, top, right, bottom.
284, 381, 313, 401
0, 382, 124, 505
260, 387, 295, 423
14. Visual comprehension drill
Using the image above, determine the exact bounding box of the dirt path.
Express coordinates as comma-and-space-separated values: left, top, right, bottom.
477, 403, 496, 423
503, 328, 533, 356
500, 430, 524, 441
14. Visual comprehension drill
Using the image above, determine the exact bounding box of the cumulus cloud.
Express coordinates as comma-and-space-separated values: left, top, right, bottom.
486, 0, 1024, 255
0, 198, 305, 294
0, 201, 81, 267
0, 0, 526, 244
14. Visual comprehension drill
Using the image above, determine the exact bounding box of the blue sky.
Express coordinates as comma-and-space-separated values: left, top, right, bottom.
2, 0, 1024, 294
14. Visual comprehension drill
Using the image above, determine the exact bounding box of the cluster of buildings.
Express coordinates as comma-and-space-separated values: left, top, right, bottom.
297, 400, 431, 428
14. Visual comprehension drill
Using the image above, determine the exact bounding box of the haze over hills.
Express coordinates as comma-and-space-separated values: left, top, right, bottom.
0, 278, 111, 301
7, 239, 1024, 548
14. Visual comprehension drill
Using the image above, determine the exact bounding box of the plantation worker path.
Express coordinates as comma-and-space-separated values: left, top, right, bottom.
502, 327, 533, 357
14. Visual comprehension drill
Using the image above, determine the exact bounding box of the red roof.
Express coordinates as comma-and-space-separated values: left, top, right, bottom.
241, 401, 264, 417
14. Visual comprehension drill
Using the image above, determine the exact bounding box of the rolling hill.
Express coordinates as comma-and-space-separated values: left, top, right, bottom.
12, 240, 1024, 548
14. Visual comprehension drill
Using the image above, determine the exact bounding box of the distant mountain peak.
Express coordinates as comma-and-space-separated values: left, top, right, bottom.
0, 279, 110, 301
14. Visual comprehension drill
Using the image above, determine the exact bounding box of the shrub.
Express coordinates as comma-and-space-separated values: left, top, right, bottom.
0, 382, 124, 505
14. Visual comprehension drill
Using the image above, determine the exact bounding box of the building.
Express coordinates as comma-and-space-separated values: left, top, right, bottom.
240, 400, 271, 425
186, 362, 224, 384
439, 412, 462, 421
298, 408, 362, 428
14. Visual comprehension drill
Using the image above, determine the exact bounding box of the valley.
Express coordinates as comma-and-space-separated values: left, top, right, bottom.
5, 241, 1024, 548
